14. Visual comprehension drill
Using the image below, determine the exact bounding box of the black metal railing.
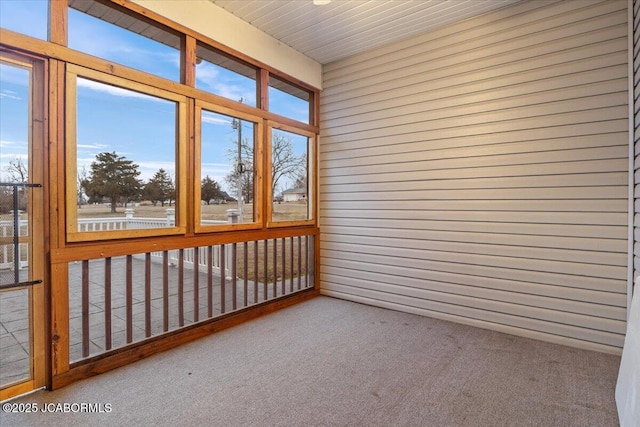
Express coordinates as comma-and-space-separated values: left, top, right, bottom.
0, 182, 41, 290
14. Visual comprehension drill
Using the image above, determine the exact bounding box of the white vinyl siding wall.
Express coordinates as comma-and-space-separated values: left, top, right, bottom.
320, 0, 629, 354
633, 0, 640, 288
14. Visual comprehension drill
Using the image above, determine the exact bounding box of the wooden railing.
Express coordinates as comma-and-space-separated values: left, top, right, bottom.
67, 234, 316, 362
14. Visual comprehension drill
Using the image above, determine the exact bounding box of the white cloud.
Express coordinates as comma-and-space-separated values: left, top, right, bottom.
195, 62, 256, 106
0, 90, 21, 100
0, 139, 20, 148
0, 62, 30, 87
77, 78, 161, 102
201, 114, 231, 126
0, 152, 27, 160
77, 143, 109, 149
195, 63, 219, 82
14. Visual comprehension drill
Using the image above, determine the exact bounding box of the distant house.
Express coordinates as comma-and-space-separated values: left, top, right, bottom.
282, 187, 307, 202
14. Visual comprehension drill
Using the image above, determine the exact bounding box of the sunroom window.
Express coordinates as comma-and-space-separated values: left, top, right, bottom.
196, 102, 262, 231
268, 75, 311, 124
269, 125, 314, 225
0, 0, 48, 40
68, 0, 181, 82
195, 42, 258, 107
66, 65, 187, 241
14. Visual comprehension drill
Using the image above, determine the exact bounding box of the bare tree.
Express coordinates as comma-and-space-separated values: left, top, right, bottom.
271, 133, 305, 196
3, 158, 29, 212
77, 165, 89, 208
5, 157, 28, 183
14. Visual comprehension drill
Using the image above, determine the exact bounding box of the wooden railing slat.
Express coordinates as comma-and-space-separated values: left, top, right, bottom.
82, 260, 89, 358
105, 257, 112, 350
220, 245, 226, 314
178, 249, 184, 327
163, 251, 169, 332
194, 247, 199, 323
232, 243, 237, 311
263, 240, 268, 301
281, 237, 286, 295
273, 238, 278, 298
126, 255, 133, 344
207, 246, 213, 318
253, 241, 259, 304
145, 253, 151, 338
297, 236, 302, 290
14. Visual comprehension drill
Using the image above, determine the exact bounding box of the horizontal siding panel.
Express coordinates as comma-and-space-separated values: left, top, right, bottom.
321, 255, 625, 299
323, 227, 627, 253
323, 4, 625, 93
324, 0, 620, 79
321, 172, 627, 192
323, 55, 627, 119
320, 242, 625, 280
320, 0, 628, 351
322, 131, 627, 162
324, 77, 627, 130
321, 186, 627, 201
321, 273, 627, 328
321, 120, 627, 154
324, 102, 627, 140
322, 199, 626, 213
321, 233, 626, 266
321, 209, 627, 226
320, 159, 627, 182
323, 0, 559, 73
321, 285, 625, 348
322, 217, 627, 246
320, 267, 627, 309
323, 28, 626, 105
324, 39, 626, 115
321, 147, 628, 176
322, 136, 627, 168
323, 107, 627, 145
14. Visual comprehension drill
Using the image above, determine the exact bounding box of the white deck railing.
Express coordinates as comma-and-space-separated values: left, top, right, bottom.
0, 219, 29, 270
1, 209, 231, 272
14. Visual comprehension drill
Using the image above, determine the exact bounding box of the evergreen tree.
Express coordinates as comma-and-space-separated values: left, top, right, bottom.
85, 152, 143, 213
144, 168, 175, 207
201, 175, 222, 205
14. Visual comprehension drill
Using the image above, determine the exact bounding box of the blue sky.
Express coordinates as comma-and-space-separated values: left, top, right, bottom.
0, 2, 308, 194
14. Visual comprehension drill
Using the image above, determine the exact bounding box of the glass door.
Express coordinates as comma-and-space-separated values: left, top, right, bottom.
0, 51, 46, 400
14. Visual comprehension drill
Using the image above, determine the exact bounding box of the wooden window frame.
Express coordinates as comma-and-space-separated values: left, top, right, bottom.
194, 100, 264, 233
267, 121, 316, 228
267, 74, 313, 124
65, 64, 188, 242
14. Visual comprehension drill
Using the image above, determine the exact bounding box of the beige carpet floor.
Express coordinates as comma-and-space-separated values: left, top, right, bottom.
1, 296, 621, 426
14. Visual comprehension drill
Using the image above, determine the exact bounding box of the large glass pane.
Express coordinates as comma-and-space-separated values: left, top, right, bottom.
75, 77, 179, 231
0, 62, 29, 183
200, 109, 256, 226
1, 61, 30, 285
68, 1, 181, 81
0, 60, 32, 387
0, 0, 48, 40
196, 43, 257, 107
268, 75, 310, 124
271, 128, 310, 222
0, 289, 31, 386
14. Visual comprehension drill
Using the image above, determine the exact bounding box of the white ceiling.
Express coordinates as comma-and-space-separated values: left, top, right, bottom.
209, 0, 521, 64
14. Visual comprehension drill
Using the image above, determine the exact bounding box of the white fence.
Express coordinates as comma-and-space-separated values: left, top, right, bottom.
1, 209, 231, 273
0, 219, 28, 270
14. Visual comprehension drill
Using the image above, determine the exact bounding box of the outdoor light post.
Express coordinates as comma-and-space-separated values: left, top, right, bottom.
233, 116, 244, 223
